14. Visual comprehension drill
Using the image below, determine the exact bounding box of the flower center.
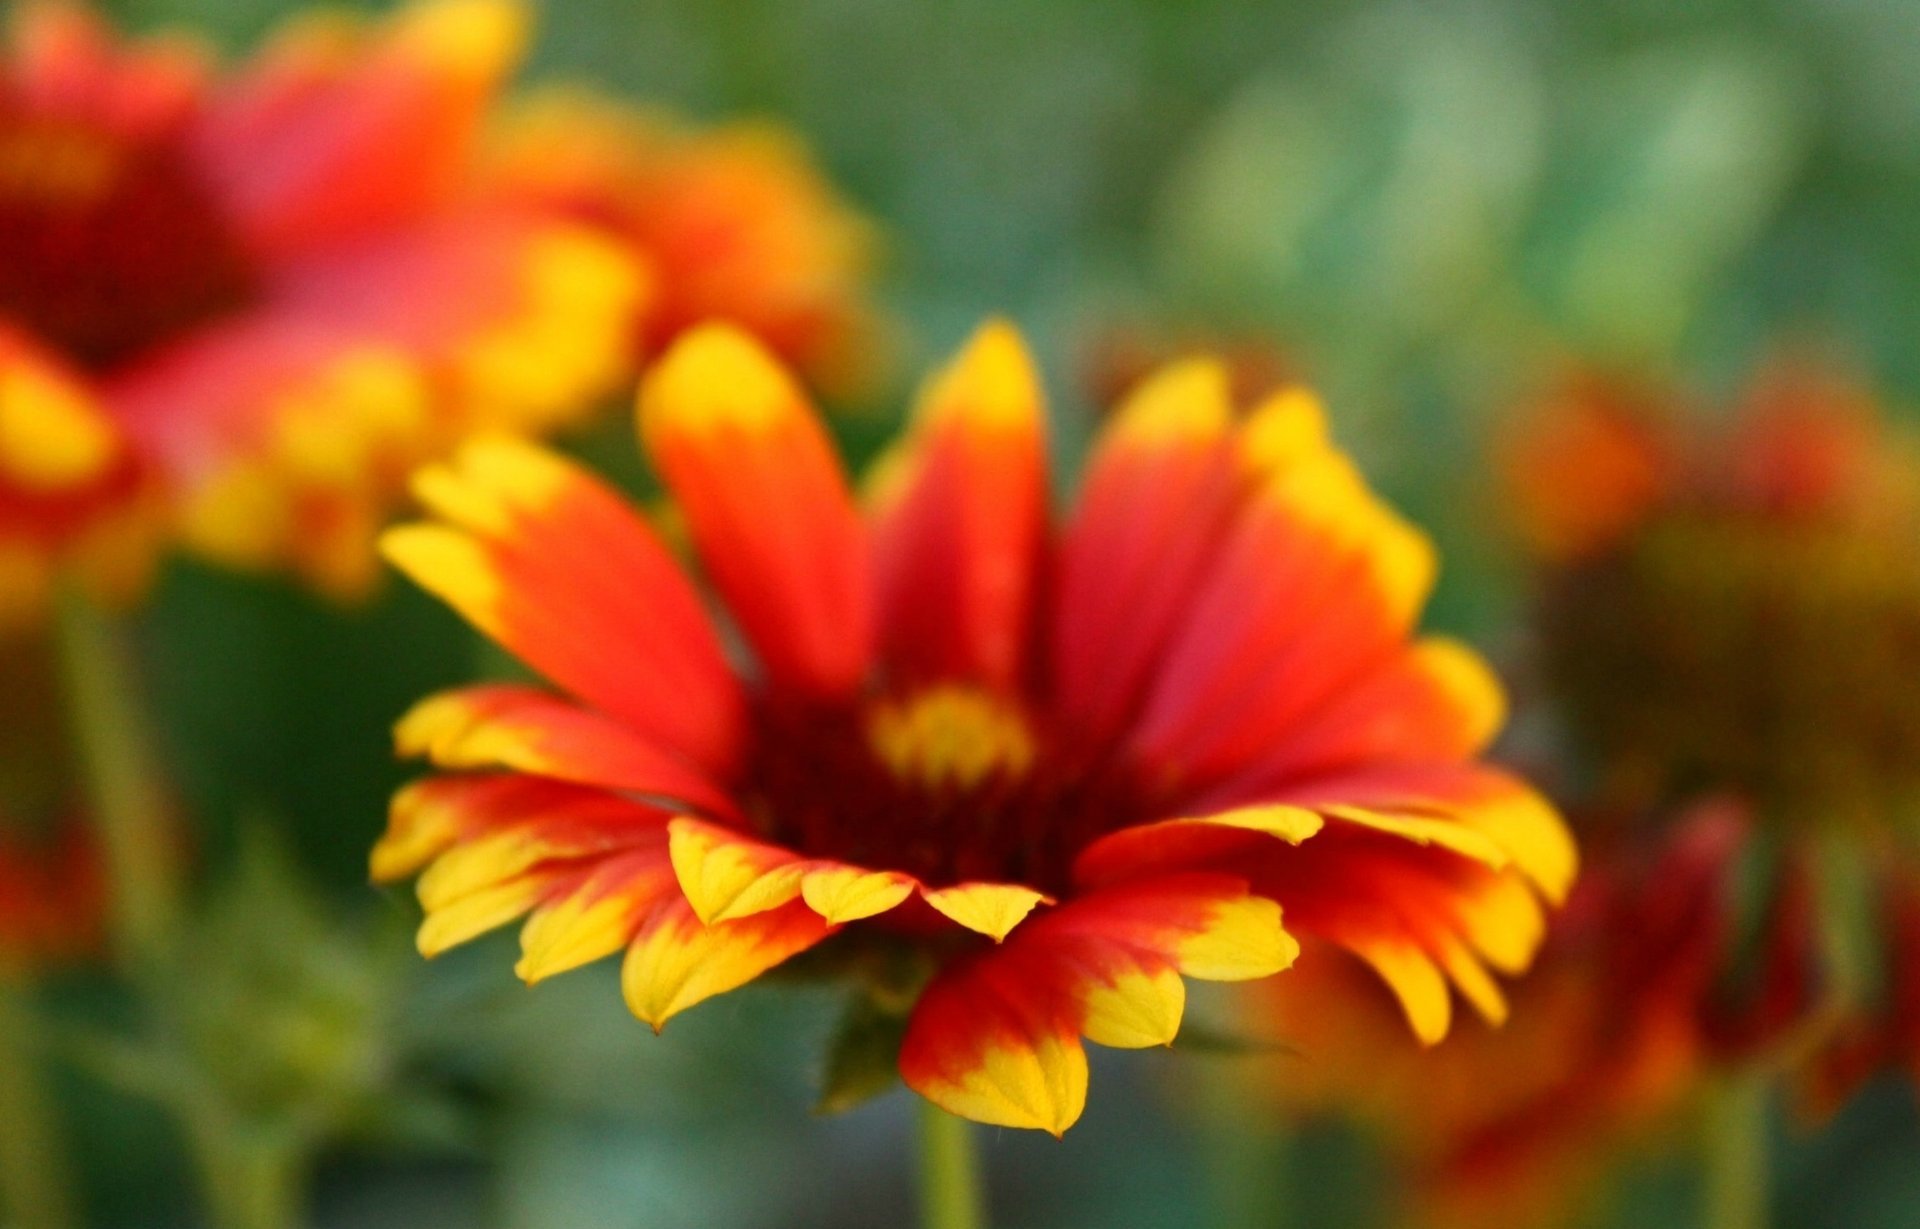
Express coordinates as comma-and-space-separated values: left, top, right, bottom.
0, 111, 257, 370
866, 685, 1037, 793
745, 686, 1151, 893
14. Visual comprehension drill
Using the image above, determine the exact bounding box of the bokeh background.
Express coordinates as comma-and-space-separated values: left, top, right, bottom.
63, 0, 1920, 1224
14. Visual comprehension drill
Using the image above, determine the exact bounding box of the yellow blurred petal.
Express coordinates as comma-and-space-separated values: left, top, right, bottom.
1105, 358, 1232, 447
912, 318, 1043, 434
638, 323, 809, 440
0, 365, 115, 490
1355, 938, 1453, 1046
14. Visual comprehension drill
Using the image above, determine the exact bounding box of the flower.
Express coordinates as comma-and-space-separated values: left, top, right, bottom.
479, 89, 883, 398
373, 321, 1573, 1133
1250, 803, 1775, 1228
1507, 359, 1920, 1111
0, 0, 644, 612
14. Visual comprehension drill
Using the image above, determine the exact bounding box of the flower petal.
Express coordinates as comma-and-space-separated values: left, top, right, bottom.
900, 951, 1088, 1135
1128, 392, 1437, 794
393, 685, 738, 819
515, 849, 679, 983
196, 0, 527, 254
638, 325, 870, 698
871, 320, 1047, 690
1052, 358, 1240, 744
1072, 805, 1324, 890
382, 436, 743, 774
901, 875, 1294, 1133
666, 817, 811, 925
921, 882, 1052, 942
621, 897, 834, 1031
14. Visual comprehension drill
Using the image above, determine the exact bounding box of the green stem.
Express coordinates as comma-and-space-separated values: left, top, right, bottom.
1703, 1072, 1770, 1229
52, 588, 181, 971
0, 968, 77, 1229
190, 1113, 305, 1229
1197, 1059, 1288, 1229
916, 1100, 987, 1229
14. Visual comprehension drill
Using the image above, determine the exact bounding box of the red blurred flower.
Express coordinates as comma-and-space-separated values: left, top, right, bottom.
479, 90, 884, 399
0, 0, 644, 610
1255, 803, 1772, 1228
373, 321, 1572, 1132
1506, 358, 1920, 1111
0, 814, 104, 967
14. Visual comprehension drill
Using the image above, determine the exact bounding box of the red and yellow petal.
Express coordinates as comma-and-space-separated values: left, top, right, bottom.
622, 896, 834, 1031
1211, 638, 1507, 789
376, 776, 676, 958
1071, 804, 1325, 890
871, 320, 1048, 691
271, 211, 645, 439
482, 91, 882, 393
638, 325, 871, 698
385, 435, 742, 773
1052, 357, 1240, 744
394, 686, 739, 820
196, 0, 527, 255
665, 817, 1034, 936
901, 874, 1295, 1133
1127, 398, 1438, 793
0, 329, 153, 627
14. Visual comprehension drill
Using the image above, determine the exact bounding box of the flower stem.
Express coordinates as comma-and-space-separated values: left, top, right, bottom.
0, 967, 77, 1229
1703, 1071, 1770, 1229
190, 1113, 305, 1229
52, 587, 181, 971
916, 1100, 987, 1229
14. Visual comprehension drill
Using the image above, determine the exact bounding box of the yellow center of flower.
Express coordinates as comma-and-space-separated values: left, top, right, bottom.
865, 686, 1037, 792
0, 111, 257, 370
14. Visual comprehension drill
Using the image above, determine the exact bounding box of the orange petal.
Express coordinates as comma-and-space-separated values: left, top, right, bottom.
900, 951, 1089, 1134
621, 897, 833, 1030
374, 772, 652, 882
900, 874, 1294, 1133
1072, 805, 1324, 890
380, 437, 743, 775
1052, 358, 1240, 744
638, 325, 870, 698
1128, 409, 1436, 792
1208, 638, 1507, 792
393, 685, 738, 819
871, 319, 1047, 690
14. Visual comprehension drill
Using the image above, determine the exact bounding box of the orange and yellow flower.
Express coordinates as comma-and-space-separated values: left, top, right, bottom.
0, 0, 644, 613
1253, 802, 1792, 1229
1499, 359, 1920, 1115
479, 89, 882, 399
373, 321, 1573, 1133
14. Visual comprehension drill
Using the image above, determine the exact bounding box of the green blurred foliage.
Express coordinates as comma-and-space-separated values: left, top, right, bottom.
60, 0, 1920, 1224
